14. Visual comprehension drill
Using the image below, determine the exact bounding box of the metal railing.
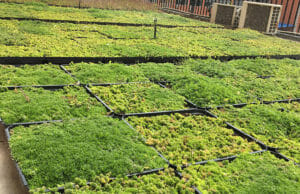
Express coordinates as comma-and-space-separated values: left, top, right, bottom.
149, 0, 300, 33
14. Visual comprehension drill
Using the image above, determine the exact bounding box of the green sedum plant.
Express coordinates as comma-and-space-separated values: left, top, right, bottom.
0, 2, 219, 26
182, 152, 300, 193
0, 19, 299, 57
211, 103, 300, 163
183, 58, 300, 101
128, 113, 261, 165
90, 83, 187, 114
0, 64, 75, 86
136, 63, 253, 107
66, 62, 148, 84
0, 86, 106, 124
31, 168, 194, 193
10, 117, 166, 189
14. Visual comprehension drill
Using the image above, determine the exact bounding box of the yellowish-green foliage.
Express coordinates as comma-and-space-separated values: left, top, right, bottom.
0, 19, 299, 57
128, 113, 261, 165
182, 153, 300, 193
212, 103, 300, 163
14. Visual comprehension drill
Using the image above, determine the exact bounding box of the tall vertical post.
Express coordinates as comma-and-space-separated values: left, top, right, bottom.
79, 0, 82, 8
154, 18, 157, 39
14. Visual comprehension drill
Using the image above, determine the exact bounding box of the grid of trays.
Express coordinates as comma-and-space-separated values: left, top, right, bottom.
0, 59, 299, 193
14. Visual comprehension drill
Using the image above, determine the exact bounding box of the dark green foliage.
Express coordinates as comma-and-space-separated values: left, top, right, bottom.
66, 62, 148, 83
19, 20, 53, 35
172, 75, 252, 107
136, 63, 251, 107
0, 65, 75, 86
183, 153, 300, 193
0, 86, 106, 124
128, 114, 261, 165
184, 58, 300, 101
90, 83, 187, 114
10, 117, 165, 188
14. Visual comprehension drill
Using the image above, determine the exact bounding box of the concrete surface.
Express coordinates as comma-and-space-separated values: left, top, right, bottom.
0, 124, 28, 194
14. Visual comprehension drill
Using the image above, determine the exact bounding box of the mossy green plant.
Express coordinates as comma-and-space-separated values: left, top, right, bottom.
128, 113, 261, 165
0, 64, 75, 86
10, 117, 165, 189
31, 168, 194, 193
211, 103, 300, 163
66, 62, 148, 84
0, 86, 106, 124
90, 83, 187, 114
182, 152, 300, 193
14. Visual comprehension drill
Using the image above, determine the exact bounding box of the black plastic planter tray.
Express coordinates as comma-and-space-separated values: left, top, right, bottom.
85, 83, 198, 117
45, 167, 166, 193
181, 150, 267, 169
90, 81, 155, 86
0, 16, 220, 29
155, 81, 300, 112
269, 151, 300, 166
123, 117, 203, 194
59, 65, 79, 81
84, 85, 114, 113
5, 122, 169, 192
122, 118, 170, 164
59, 65, 172, 86
1, 55, 300, 65
6, 119, 63, 128
120, 108, 203, 118
124, 110, 269, 165
156, 82, 198, 108
206, 110, 299, 165
123, 112, 269, 194
202, 111, 268, 149
225, 122, 268, 150
4, 123, 62, 190
4, 120, 64, 136
196, 98, 300, 110
0, 84, 78, 91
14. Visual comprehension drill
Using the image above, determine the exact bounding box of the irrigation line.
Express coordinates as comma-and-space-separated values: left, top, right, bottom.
0, 16, 218, 28
1, 54, 299, 65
